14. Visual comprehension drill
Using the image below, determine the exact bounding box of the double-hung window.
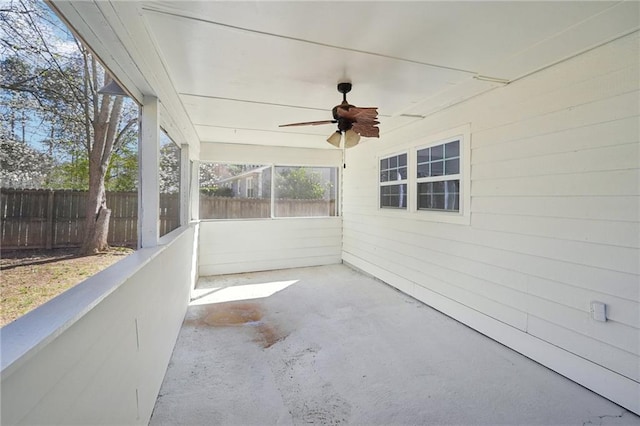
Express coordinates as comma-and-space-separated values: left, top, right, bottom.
379, 153, 407, 209
246, 177, 255, 198
416, 139, 460, 211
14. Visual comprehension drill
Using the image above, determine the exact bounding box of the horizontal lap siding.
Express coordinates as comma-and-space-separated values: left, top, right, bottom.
342, 30, 640, 397
199, 218, 342, 275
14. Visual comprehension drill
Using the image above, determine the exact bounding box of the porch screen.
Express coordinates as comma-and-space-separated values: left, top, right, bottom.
199, 163, 338, 219
159, 131, 181, 236
199, 163, 271, 219
273, 166, 338, 218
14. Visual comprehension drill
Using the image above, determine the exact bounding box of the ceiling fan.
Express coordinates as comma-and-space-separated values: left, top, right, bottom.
279, 82, 379, 148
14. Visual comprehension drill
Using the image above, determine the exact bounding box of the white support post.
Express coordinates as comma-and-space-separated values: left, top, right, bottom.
180, 144, 190, 226
138, 96, 160, 248
190, 160, 200, 221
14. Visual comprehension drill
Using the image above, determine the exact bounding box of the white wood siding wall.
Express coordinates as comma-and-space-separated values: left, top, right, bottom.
342, 33, 639, 413
1, 227, 196, 425
198, 143, 343, 275
199, 218, 342, 275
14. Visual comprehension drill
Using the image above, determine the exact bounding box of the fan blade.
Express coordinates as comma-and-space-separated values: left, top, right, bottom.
279, 120, 336, 128
336, 106, 378, 123
352, 122, 380, 138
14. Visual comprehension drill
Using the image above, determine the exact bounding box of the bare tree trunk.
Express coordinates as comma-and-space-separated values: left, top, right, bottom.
80, 188, 110, 254
79, 71, 124, 255
80, 120, 110, 254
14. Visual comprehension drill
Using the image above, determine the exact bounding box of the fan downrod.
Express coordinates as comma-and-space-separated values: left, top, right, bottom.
337, 82, 352, 103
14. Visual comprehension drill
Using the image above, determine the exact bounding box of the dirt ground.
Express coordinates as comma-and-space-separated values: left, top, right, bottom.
1, 247, 134, 327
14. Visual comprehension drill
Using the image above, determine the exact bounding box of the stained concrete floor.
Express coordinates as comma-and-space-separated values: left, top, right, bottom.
150, 264, 639, 425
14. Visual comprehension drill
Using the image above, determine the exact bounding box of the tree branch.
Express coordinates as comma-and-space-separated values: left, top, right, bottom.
112, 117, 137, 151
101, 95, 124, 165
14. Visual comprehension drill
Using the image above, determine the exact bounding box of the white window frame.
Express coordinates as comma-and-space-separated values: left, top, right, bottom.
378, 151, 408, 209
415, 137, 461, 212
246, 176, 254, 198
410, 124, 471, 225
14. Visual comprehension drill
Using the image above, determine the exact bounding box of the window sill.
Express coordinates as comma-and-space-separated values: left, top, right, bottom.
376, 207, 471, 226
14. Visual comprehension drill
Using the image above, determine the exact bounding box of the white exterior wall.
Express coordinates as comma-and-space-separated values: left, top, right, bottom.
199, 143, 343, 275
342, 33, 639, 413
199, 218, 342, 275
1, 226, 196, 425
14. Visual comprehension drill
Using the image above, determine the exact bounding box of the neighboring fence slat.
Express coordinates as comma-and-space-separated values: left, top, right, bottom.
0, 189, 179, 250
2, 190, 337, 250
199, 196, 336, 219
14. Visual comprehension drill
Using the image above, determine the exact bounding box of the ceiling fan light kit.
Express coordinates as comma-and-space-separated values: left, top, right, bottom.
280, 82, 379, 149
344, 129, 361, 148
326, 131, 342, 147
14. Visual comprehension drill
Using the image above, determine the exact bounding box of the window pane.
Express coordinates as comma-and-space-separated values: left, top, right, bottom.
445, 141, 460, 157
445, 159, 459, 174
431, 161, 444, 176
380, 153, 408, 209
431, 145, 443, 161
381, 153, 407, 182
199, 163, 271, 219
159, 131, 180, 236
274, 166, 338, 217
432, 180, 444, 193
417, 141, 460, 178
444, 180, 460, 211
380, 184, 407, 208
398, 166, 407, 180
417, 180, 459, 212
417, 149, 429, 164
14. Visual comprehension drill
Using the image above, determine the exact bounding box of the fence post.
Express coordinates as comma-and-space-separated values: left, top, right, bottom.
45, 189, 55, 249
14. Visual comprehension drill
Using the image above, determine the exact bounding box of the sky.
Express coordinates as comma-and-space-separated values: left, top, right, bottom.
0, 0, 83, 152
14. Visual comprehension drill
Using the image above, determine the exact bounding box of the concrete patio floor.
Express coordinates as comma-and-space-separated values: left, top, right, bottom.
150, 264, 639, 425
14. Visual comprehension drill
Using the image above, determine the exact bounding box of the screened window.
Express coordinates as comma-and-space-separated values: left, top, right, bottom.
416, 140, 460, 211
199, 163, 338, 219
380, 153, 407, 208
159, 131, 180, 236
199, 163, 271, 219
274, 166, 338, 217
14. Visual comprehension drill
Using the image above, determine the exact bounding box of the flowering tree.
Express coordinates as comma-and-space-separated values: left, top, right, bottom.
0, 0, 139, 254
0, 133, 53, 188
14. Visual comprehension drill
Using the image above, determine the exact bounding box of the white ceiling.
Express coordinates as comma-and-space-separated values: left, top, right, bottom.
131, 1, 638, 149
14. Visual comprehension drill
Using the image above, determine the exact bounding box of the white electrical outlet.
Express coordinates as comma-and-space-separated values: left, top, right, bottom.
590, 301, 607, 322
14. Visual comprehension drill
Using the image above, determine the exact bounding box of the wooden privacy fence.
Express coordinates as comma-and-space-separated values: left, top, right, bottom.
200, 196, 337, 219
1, 188, 179, 250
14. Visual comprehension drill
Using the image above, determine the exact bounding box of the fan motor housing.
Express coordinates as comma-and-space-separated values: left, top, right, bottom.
337, 82, 352, 95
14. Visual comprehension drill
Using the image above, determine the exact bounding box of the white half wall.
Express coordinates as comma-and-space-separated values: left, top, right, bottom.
1, 226, 196, 425
342, 32, 640, 414
198, 142, 343, 275
199, 218, 342, 275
